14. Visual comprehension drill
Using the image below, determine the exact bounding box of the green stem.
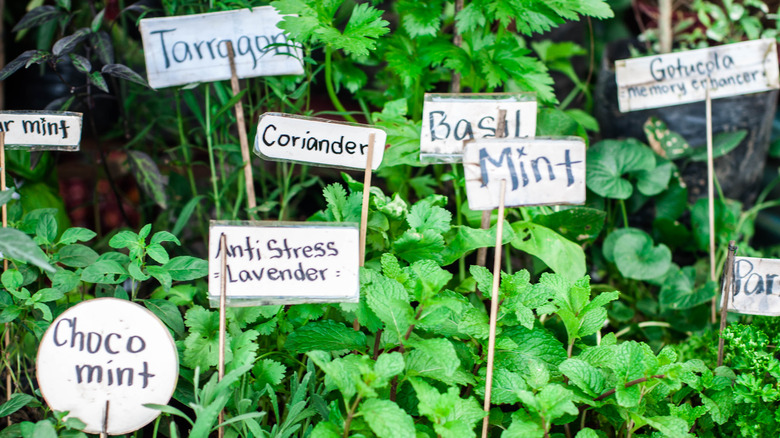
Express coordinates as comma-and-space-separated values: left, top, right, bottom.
618, 199, 629, 228
451, 164, 465, 282
343, 395, 362, 438
325, 46, 357, 123
205, 84, 221, 219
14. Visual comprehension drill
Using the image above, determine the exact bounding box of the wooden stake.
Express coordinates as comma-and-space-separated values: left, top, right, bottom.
481, 179, 507, 438
225, 41, 257, 216
217, 233, 228, 438
358, 133, 376, 267
706, 85, 717, 324
718, 241, 737, 367
99, 400, 110, 438
476, 110, 507, 268
2, 132, 12, 425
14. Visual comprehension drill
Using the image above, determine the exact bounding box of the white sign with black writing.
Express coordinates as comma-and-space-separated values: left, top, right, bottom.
37, 298, 178, 434
209, 222, 359, 305
616, 38, 780, 112
420, 93, 537, 162
463, 137, 586, 210
254, 113, 386, 170
722, 256, 780, 316
139, 7, 304, 89
0, 111, 82, 150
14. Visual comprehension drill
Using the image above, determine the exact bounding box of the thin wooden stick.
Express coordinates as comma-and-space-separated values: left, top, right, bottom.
359, 133, 376, 267
225, 41, 257, 216
718, 241, 737, 367
218, 233, 228, 438
476, 110, 507, 268
2, 132, 12, 425
99, 400, 110, 438
706, 85, 717, 324
481, 179, 506, 438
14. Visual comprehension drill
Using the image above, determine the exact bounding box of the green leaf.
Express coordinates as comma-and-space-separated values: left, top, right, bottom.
613, 231, 672, 280
183, 306, 224, 370
690, 130, 747, 161
0, 188, 15, 207
0, 393, 34, 417
511, 221, 586, 282
393, 229, 445, 264
659, 267, 716, 310
252, 359, 287, 389
285, 320, 367, 354
151, 231, 180, 246
532, 207, 606, 244
128, 150, 168, 209
52, 269, 80, 292
559, 358, 605, 398
397, 0, 445, 38
691, 197, 740, 250
146, 243, 169, 264
2, 269, 23, 290
227, 329, 259, 372
31, 420, 57, 438
586, 139, 655, 199
407, 337, 460, 377
609, 341, 646, 407
634, 160, 673, 196
644, 416, 696, 438
360, 399, 416, 438
365, 275, 414, 340
644, 117, 692, 159
318, 3, 390, 58
483, 368, 527, 404
164, 256, 207, 281
144, 299, 184, 337
81, 259, 128, 284
172, 195, 203, 238
109, 230, 138, 249
407, 201, 451, 234
497, 325, 567, 376
0, 228, 55, 273
58, 227, 96, 245
441, 221, 516, 266
57, 244, 98, 268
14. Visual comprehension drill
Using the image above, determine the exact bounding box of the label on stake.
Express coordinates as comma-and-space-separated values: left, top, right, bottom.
420, 93, 536, 162
463, 137, 586, 210
254, 113, 386, 170
722, 256, 780, 316
36, 298, 178, 435
208, 222, 359, 305
0, 111, 82, 150
139, 7, 304, 89
616, 38, 780, 112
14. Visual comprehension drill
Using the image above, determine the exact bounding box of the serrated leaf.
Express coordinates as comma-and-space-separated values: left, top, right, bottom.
0, 393, 35, 417
252, 359, 287, 389
365, 275, 413, 340
81, 259, 128, 284
361, 399, 416, 438
285, 320, 367, 353
407, 337, 459, 377
407, 201, 451, 234
183, 306, 225, 369
164, 256, 207, 281
559, 358, 605, 398
393, 229, 445, 264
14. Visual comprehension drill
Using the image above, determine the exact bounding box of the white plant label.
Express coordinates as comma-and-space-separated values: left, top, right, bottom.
463, 137, 586, 210
254, 113, 386, 170
209, 222, 359, 305
722, 256, 780, 316
0, 111, 82, 150
139, 6, 304, 89
616, 38, 780, 112
37, 298, 178, 435
420, 93, 537, 162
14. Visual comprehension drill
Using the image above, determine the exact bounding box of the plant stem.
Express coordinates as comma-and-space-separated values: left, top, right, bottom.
205, 84, 221, 219
324, 46, 357, 123
451, 164, 465, 282
594, 374, 664, 402
618, 199, 629, 228
343, 395, 362, 438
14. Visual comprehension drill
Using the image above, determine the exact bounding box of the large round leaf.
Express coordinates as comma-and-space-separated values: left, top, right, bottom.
586, 139, 655, 199
511, 221, 586, 282
659, 267, 716, 311
602, 227, 645, 264
634, 159, 673, 196
613, 231, 672, 280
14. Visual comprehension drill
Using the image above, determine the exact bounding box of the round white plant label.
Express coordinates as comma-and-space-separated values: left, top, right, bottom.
37, 298, 178, 435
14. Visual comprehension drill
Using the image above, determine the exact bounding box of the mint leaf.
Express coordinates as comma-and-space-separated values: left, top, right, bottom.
407, 199, 451, 234
360, 399, 416, 438
365, 275, 413, 340
285, 320, 367, 354
559, 358, 605, 398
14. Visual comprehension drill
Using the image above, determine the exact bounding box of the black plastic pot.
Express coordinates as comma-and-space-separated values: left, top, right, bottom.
595, 39, 778, 205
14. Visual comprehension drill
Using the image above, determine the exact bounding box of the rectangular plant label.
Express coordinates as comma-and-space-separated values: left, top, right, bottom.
208, 222, 359, 305
139, 6, 304, 89
0, 111, 82, 150
420, 93, 536, 162
616, 38, 780, 112
463, 137, 586, 210
722, 256, 780, 316
254, 113, 386, 170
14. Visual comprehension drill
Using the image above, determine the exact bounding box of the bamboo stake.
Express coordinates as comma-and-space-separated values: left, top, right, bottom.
481, 179, 507, 438
225, 41, 257, 216
717, 241, 737, 367
99, 400, 110, 438
476, 110, 507, 268
359, 134, 376, 267
217, 233, 228, 438
706, 85, 717, 324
